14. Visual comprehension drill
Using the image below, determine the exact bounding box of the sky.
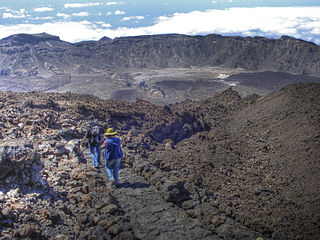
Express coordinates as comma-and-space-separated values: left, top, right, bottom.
0, 0, 319, 44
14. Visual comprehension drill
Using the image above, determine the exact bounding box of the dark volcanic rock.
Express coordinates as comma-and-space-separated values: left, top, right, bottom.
2, 33, 61, 45
147, 83, 320, 240
0, 141, 39, 179
227, 71, 320, 91
0, 82, 319, 240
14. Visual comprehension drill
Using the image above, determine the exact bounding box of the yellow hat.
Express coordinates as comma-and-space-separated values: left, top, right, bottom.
104, 128, 117, 136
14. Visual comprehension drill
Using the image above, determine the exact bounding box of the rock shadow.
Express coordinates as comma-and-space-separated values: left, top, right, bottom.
117, 181, 150, 189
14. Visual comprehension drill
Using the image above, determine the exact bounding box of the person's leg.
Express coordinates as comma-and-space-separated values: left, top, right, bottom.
89, 144, 96, 166
113, 158, 121, 185
96, 145, 101, 165
105, 159, 115, 181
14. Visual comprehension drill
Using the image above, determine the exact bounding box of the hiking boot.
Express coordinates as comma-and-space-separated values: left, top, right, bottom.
94, 164, 101, 169
111, 179, 116, 187
110, 180, 120, 188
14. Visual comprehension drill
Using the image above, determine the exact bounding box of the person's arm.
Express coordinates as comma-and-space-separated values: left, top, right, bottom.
104, 139, 112, 161
101, 139, 107, 149
119, 138, 124, 159
98, 134, 103, 145
120, 147, 124, 159
85, 127, 91, 138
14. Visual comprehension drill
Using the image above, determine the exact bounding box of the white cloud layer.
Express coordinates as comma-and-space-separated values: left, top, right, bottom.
33, 7, 54, 12
72, 12, 89, 17
106, 2, 126, 6
122, 16, 144, 21
31, 16, 54, 20
2, 9, 27, 19
96, 21, 112, 28
213, 0, 233, 2
64, 3, 102, 8
0, 7, 319, 45
56, 13, 71, 19
114, 10, 125, 15
106, 2, 118, 6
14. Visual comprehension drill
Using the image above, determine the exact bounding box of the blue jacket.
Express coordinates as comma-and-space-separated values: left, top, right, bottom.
104, 137, 123, 161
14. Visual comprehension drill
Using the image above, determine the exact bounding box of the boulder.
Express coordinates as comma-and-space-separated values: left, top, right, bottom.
160, 181, 191, 206
0, 142, 39, 179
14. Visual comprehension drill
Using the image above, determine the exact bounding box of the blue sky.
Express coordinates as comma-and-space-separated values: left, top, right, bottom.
0, 0, 319, 44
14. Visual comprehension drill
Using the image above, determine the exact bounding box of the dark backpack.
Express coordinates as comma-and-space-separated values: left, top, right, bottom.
91, 125, 100, 136
90, 125, 101, 145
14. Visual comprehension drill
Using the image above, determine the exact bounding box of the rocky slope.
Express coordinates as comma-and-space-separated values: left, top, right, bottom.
0, 82, 319, 239
147, 83, 320, 239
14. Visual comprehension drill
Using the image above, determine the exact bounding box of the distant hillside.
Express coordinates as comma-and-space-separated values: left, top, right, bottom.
1, 33, 320, 104
0, 33, 319, 77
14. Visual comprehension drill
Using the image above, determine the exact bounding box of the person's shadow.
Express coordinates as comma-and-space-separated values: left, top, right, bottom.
116, 181, 150, 189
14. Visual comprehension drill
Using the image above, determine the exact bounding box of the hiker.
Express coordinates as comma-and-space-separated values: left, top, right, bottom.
85, 122, 103, 167
103, 128, 123, 187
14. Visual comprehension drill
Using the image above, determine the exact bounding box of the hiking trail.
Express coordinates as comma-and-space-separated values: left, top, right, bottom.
86, 147, 217, 240
86, 147, 267, 240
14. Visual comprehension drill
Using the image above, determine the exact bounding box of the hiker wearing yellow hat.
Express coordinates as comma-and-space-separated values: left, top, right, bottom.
104, 128, 117, 136
103, 128, 123, 187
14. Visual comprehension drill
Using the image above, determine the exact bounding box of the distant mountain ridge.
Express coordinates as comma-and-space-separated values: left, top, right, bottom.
0, 33, 319, 78
1, 33, 320, 104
